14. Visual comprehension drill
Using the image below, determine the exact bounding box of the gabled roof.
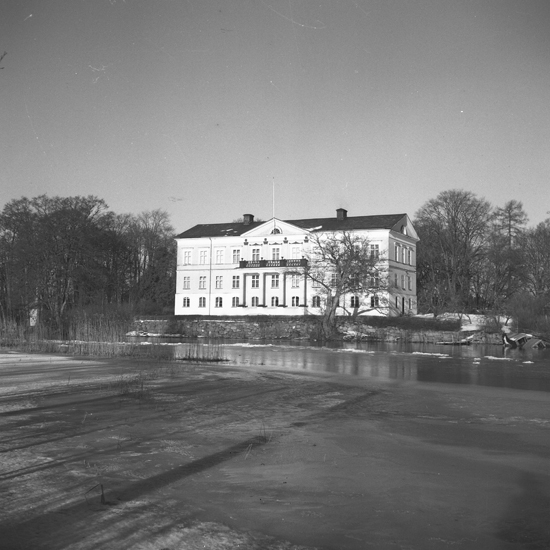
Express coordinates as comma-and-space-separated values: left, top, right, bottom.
176, 213, 409, 239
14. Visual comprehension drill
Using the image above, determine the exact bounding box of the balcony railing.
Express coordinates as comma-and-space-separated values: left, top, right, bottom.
238, 258, 308, 269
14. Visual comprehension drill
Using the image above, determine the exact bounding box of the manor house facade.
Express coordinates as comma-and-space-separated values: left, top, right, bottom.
174, 208, 418, 317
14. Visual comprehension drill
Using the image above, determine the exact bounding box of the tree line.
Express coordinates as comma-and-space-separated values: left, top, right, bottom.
0, 195, 176, 337
1, 190, 548, 338
414, 189, 550, 332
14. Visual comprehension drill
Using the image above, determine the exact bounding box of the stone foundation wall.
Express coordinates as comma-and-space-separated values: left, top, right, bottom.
132, 317, 502, 345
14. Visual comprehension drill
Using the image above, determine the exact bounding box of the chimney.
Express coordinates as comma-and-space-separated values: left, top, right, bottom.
243, 213, 254, 225
336, 208, 348, 221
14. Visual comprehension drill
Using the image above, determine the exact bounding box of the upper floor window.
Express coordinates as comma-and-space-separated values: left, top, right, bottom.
272, 247, 280, 260
330, 273, 338, 287
369, 274, 379, 288
252, 248, 260, 261
370, 244, 379, 260
271, 227, 281, 234
199, 276, 207, 290
199, 250, 208, 264
291, 274, 300, 288
402, 247, 406, 264
251, 274, 259, 288
215, 249, 224, 264
401, 274, 406, 289
408, 275, 412, 291
182, 250, 192, 264
312, 278, 321, 288
291, 246, 300, 259
271, 274, 279, 288
232, 275, 240, 289
394, 243, 399, 262
182, 276, 190, 290
408, 249, 413, 265
215, 276, 223, 289
232, 249, 241, 264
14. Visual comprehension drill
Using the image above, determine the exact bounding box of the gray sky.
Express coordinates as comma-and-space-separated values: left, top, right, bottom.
2, 0, 550, 232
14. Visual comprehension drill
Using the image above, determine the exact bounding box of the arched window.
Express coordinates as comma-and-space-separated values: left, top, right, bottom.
251, 296, 259, 307
271, 296, 279, 307
350, 296, 359, 308
291, 296, 300, 306
312, 296, 321, 308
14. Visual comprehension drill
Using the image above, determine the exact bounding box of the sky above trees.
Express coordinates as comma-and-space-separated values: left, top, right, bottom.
2, 0, 550, 232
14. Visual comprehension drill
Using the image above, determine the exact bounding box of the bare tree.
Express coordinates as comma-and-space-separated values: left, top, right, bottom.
298, 231, 388, 338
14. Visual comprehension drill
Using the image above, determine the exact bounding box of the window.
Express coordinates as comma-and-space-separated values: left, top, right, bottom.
198, 297, 206, 308
271, 296, 279, 307
183, 276, 190, 290
350, 296, 359, 308
408, 276, 412, 291
199, 276, 206, 290
291, 274, 300, 288
232, 297, 239, 308
291, 246, 300, 259
369, 244, 379, 260
232, 249, 241, 264
369, 274, 379, 288
312, 278, 321, 288
402, 247, 406, 264
394, 273, 398, 287
251, 274, 259, 288
215, 249, 224, 264
371, 295, 379, 308
330, 273, 338, 286
252, 248, 260, 261
215, 297, 223, 308
199, 250, 208, 264
395, 296, 399, 308
292, 296, 300, 306
408, 249, 413, 265
272, 247, 280, 260
232, 275, 240, 289
271, 274, 279, 288
215, 276, 223, 289
312, 296, 321, 308
182, 297, 190, 307
271, 227, 281, 234
394, 243, 399, 261
183, 250, 192, 264
409, 298, 412, 310
251, 296, 259, 307
401, 274, 406, 289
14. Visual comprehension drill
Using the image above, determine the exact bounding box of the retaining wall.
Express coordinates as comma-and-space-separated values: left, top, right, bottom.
132, 317, 501, 345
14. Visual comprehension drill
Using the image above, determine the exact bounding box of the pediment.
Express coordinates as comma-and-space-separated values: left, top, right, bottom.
242, 218, 310, 238
391, 215, 419, 241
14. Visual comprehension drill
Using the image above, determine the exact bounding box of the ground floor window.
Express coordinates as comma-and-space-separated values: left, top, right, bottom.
312, 295, 321, 308
291, 296, 300, 306
271, 296, 279, 307
350, 296, 359, 308
251, 296, 259, 307
232, 297, 239, 307
215, 297, 223, 308
371, 295, 379, 308
198, 297, 206, 308
182, 297, 190, 307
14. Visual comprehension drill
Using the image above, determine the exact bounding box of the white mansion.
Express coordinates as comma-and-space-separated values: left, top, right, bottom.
174, 208, 419, 317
